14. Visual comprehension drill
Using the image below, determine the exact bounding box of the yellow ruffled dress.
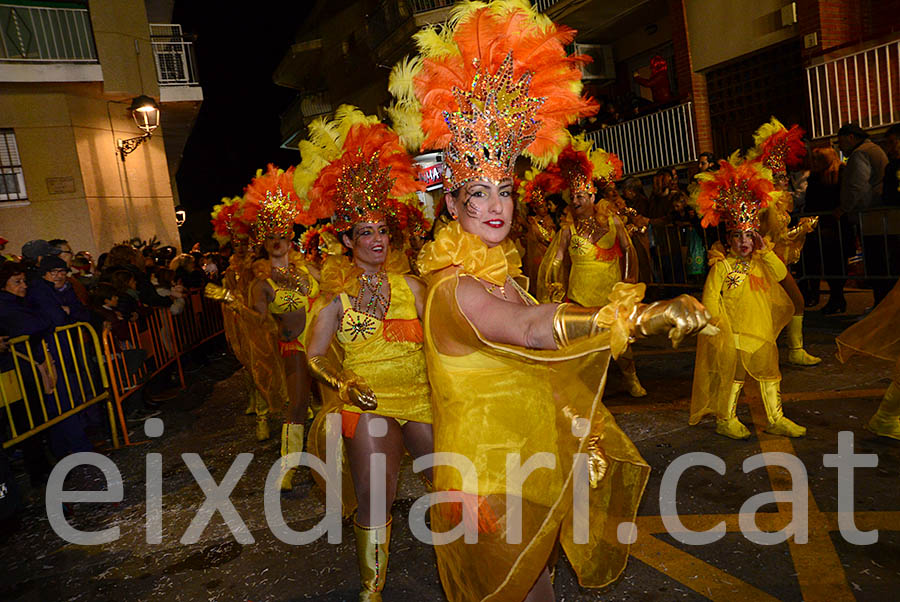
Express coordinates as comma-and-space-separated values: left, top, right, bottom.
417, 221, 650, 602
690, 243, 794, 424
307, 254, 432, 516
760, 190, 818, 265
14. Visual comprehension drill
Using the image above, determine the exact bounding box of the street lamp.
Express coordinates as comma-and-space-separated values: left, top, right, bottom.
117, 95, 160, 161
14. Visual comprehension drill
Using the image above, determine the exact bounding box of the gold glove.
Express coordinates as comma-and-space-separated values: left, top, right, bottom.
631, 294, 711, 348
308, 355, 377, 411
552, 303, 607, 348
204, 283, 235, 304
547, 282, 566, 303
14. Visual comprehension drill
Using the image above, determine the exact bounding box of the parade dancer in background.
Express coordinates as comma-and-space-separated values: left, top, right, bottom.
690, 159, 807, 439
539, 137, 648, 396
748, 118, 821, 366
391, 1, 710, 599
297, 107, 433, 602
243, 166, 320, 492
518, 167, 562, 294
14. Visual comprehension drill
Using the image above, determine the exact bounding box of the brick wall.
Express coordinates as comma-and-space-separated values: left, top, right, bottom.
667, 0, 713, 154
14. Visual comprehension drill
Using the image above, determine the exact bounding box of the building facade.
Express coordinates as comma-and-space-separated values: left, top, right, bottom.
0, 0, 202, 257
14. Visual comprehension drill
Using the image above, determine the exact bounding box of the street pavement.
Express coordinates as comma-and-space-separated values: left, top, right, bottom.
1, 289, 897, 601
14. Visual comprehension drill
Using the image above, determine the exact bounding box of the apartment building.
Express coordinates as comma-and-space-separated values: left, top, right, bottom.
0, 0, 202, 256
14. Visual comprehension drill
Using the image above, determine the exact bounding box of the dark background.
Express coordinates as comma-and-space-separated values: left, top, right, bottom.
172, 2, 313, 250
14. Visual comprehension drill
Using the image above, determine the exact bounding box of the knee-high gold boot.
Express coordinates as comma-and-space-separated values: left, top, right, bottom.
716, 381, 751, 440
354, 517, 392, 601
254, 388, 270, 441
868, 381, 900, 440
786, 315, 822, 366
279, 423, 304, 491
759, 380, 806, 437
618, 352, 647, 397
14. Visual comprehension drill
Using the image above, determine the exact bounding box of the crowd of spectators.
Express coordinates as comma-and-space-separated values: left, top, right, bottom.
0, 237, 230, 492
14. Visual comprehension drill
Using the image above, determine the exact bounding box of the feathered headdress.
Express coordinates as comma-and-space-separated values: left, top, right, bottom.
239, 164, 313, 246
548, 133, 623, 195
210, 196, 249, 244
388, 0, 598, 190
294, 105, 424, 232
516, 166, 564, 208
298, 223, 339, 264
747, 117, 806, 174
693, 158, 774, 232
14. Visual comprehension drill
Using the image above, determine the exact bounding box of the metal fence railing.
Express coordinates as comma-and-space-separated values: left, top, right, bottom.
0, 3, 97, 62
585, 102, 698, 176
410, 0, 454, 12
1, 322, 116, 450
638, 207, 900, 287
806, 38, 900, 139
149, 23, 199, 86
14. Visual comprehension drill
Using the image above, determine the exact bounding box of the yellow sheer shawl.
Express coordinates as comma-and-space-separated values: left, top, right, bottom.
418, 221, 650, 601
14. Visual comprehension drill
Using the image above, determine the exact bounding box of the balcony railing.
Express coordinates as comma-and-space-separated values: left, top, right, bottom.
410, 0, 453, 12
0, 3, 96, 62
150, 23, 199, 86
531, 0, 562, 12
585, 102, 698, 176
806, 38, 900, 139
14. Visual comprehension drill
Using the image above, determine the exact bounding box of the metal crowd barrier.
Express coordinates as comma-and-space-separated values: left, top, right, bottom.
1, 322, 117, 450
637, 206, 900, 287
102, 288, 224, 446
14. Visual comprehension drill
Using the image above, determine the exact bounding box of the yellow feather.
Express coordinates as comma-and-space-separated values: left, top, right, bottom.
386, 103, 424, 153
389, 55, 424, 104
413, 27, 457, 59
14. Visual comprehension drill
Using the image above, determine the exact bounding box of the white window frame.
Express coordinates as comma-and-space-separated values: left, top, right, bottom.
0, 128, 28, 202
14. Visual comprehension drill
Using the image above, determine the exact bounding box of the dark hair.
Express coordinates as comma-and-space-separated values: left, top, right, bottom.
0, 261, 25, 289
48, 239, 69, 249
106, 244, 136, 268
109, 269, 135, 293
89, 282, 118, 308
155, 268, 175, 289
699, 151, 715, 162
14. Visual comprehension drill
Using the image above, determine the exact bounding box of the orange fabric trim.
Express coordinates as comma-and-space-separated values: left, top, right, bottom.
279, 339, 306, 356
749, 273, 769, 292
441, 490, 499, 535
595, 238, 622, 262
341, 410, 361, 438
382, 318, 424, 343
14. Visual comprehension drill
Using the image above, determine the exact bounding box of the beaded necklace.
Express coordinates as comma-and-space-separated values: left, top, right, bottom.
354, 269, 390, 318
575, 216, 607, 242
272, 264, 310, 295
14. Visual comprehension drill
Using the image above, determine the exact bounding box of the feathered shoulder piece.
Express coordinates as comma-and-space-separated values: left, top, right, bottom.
211, 195, 248, 244
516, 166, 564, 208
693, 157, 774, 232
239, 164, 314, 245
546, 133, 623, 194
747, 116, 806, 174
293, 105, 424, 232
389, 0, 598, 190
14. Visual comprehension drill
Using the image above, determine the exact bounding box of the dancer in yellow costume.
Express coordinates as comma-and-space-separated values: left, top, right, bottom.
690, 159, 806, 439
297, 107, 433, 602
748, 117, 821, 366
539, 138, 648, 397
837, 280, 900, 439
208, 196, 273, 439
242, 166, 320, 491
390, 2, 711, 600
518, 167, 563, 293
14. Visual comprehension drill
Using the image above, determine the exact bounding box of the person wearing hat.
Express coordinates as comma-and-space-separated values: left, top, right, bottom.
26, 255, 90, 327
0, 236, 16, 262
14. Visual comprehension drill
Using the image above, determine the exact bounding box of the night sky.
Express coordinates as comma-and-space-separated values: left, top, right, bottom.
172, 2, 314, 250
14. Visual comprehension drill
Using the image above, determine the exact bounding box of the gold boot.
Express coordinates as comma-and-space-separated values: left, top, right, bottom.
786, 315, 821, 366
254, 389, 270, 441
618, 354, 647, 397
759, 380, 806, 437
243, 374, 256, 415
868, 382, 900, 440
354, 517, 392, 601
279, 423, 304, 491
716, 381, 751, 440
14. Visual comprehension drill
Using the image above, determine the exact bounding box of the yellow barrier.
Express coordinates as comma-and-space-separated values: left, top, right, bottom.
1, 322, 118, 450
